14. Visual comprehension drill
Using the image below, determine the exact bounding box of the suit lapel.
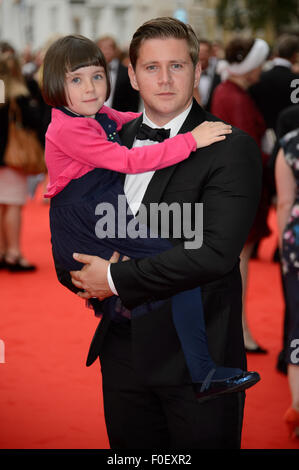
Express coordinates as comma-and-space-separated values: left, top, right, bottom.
142, 100, 206, 208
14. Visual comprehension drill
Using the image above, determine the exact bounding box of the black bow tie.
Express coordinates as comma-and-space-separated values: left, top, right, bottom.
136, 123, 171, 143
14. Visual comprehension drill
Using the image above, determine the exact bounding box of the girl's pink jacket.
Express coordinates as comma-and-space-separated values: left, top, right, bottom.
44, 106, 196, 198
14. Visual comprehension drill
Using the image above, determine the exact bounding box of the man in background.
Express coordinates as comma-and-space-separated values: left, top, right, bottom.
96, 35, 140, 112
195, 38, 221, 111
250, 34, 299, 132
68, 18, 262, 449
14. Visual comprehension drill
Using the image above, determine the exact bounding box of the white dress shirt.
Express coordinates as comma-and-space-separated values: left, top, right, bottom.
198, 57, 217, 107
107, 103, 193, 295
272, 57, 292, 68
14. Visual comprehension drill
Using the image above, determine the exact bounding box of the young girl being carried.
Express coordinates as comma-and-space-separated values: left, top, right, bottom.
42, 35, 260, 401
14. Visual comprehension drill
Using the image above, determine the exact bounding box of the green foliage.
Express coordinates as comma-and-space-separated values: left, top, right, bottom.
216, 0, 299, 32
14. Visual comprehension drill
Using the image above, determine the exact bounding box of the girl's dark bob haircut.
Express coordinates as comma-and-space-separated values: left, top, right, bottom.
42, 34, 110, 107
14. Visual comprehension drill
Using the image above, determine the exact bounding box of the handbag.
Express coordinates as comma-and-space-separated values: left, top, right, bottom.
4, 99, 47, 175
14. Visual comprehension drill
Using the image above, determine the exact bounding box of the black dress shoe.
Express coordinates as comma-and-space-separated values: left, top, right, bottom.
195, 370, 261, 403
0, 254, 6, 268
5, 256, 36, 272
0, 259, 6, 269
245, 345, 268, 354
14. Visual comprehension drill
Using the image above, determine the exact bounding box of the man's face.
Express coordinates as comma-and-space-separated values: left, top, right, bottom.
128, 38, 200, 126
199, 43, 211, 70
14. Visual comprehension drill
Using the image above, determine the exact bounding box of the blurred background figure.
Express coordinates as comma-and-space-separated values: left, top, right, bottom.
27, 35, 64, 201
0, 53, 41, 271
252, 35, 299, 367
250, 34, 299, 132
211, 39, 225, 60
0, 40, 15, 56
275, 128, 299, 439
274, 105, 299, 376
96, 35, 140, 112
21, 44, 38, 79
259, 35, 299, 202
211, 36, 271, 353
195, 38, 221, 111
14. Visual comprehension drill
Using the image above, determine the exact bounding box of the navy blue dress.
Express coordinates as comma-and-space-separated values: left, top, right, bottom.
50, 108, 238, 383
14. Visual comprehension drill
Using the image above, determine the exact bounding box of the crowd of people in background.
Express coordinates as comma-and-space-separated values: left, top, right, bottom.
0, 27, 299, 440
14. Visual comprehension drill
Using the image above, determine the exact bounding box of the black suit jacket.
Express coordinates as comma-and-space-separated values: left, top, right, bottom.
84, 100, 262, 387
250, 65, 299, 130
205, 72, 221, 112
111, 62, 140, 112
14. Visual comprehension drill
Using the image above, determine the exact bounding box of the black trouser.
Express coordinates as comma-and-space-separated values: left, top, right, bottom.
99, 321, 245, 450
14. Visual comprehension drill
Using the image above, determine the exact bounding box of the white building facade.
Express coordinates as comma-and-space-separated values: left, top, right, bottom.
0, 0, 221, 53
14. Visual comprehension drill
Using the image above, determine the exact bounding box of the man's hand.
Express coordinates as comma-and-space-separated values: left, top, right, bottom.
70, 251, 120, 300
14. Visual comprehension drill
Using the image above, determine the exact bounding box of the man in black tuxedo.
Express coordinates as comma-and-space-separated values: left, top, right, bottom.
196, 39, 221, 111
250, 34, 299, 131
66, 18, 262, 449
96, 35, 140, 112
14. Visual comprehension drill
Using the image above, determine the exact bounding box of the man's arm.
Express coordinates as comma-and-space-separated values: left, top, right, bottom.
110, 133, 262, 309
55, 251, 119, 299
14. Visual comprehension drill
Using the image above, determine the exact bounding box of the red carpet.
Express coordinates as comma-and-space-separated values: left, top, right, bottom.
0, 191, 298, 449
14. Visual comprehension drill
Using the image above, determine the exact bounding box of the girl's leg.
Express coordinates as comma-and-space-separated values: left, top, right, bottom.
171, 288, 243, 383
171, 287, 260, 400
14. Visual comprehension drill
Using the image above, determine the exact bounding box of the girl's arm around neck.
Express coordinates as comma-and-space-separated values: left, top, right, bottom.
53, 117, 197, 174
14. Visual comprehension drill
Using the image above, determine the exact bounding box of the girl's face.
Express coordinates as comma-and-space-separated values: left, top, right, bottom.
64, 64, 108, 116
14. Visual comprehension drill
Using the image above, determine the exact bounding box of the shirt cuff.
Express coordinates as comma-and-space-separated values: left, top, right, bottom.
107, 264, 119, 296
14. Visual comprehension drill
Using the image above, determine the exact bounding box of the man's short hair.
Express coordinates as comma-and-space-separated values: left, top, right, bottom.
129, 17, 199, 70
199, 38, 212, 49
275, 34, 299, 60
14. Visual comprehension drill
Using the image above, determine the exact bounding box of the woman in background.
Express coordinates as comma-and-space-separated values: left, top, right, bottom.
275, 129, 299, 439
211, 37, 271, 353
0, 54, 40, 271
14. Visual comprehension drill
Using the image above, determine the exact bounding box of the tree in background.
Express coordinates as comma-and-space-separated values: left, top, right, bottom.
216, 0, 299, 43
